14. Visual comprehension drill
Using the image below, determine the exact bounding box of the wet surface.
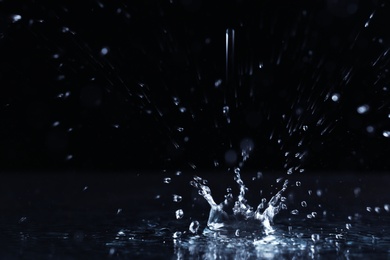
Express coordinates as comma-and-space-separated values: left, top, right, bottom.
1, 172, 389, 258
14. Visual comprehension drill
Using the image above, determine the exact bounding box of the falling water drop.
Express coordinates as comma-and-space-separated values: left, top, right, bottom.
189, 221, 200, 234
175, 209, 184, 219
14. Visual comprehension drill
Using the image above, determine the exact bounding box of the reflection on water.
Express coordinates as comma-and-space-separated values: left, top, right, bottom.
107, 216, 390, 259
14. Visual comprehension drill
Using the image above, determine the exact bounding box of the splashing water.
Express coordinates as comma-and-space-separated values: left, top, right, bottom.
190, 168, 288, 236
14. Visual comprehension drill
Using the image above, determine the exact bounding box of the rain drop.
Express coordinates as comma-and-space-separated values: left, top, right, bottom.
11, 14, 22, 23
189, 221, 200, 234
173, 194, 182, 203
357, 104, 370, 114
175, 209, 184, 219
100, 47, 109, 55
163, 177, 171, 184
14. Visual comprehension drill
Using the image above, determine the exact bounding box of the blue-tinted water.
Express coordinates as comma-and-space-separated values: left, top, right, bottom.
1, 172, 389, 258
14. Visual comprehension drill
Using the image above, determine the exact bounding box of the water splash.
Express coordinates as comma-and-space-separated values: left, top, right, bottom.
190, 168, 288, 236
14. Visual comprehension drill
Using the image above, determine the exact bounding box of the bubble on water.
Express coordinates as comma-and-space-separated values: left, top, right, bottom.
172, 231, 182, 239
175, 171, 182, 176
116, 208, 122, 215
311, 234, 320, 242
287, 167, 293, 175
383, 131, 390, 138
177, 127, 184, 132
173, 194, 182, 203
11, 14, 22, 23
331, 93, 340, 102
346, 223, 352, 230
189, 221, 200, 234
179, 107, 187, 113
83, 186, 88, 191
301, 201, 307, 207
100, 47, 109, 56
52, 121, 60, 127
374, 207, 381, 213
357, 104, 370, 114
214, 79, 222, 87
291, 209, 299, 215
235, 229, 240, 237
163, 177, 171, 184
302, 125, 308, 131
296, 181, 301, 187
366, 207, 372, 212
276, 177, 283, 183
65, 154, 73, 160
175, 209, 184, 219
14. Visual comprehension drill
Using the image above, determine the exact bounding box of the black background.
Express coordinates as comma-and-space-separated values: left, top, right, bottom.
0, 0, 389, 173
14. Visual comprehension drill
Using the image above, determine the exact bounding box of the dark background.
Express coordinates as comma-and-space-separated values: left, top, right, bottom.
0, 0, 389, 173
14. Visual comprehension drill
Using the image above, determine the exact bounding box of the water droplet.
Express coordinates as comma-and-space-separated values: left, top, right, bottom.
301, 201, 307, 207
291, 209, 299, 215
52, 121, 60, 127
296, 181, 301, 187
375, 207, 381, 213
366, 125, 375, 133
214, 79, 222, 87
116, 208, 122, 214
175, 209, 184, 219
61, 27, 70, 33
179, 107, 187, 113
357, 104, 370, 114
19, 217, 27, 223
100, 47, 109, 55
354, 187, 361, 197
302, 125, 308, 131
177, 127, 184, 132
172, 231, 182, 238
311, 234, 320, 242
175, 171, 182, 176
172, 96, 180, 106
383, 131, 390, 138
173, 194, 182, 203
11, 14, 22, 23
235, 229, 240, 237
331, 93, 340, 102
65, 154, 73, 160
276, 177, 283, 183
384, 204, 390, 212
257, 172, 263, 179
189, 221, 200, 234
83, 186, 88, 191
117, 230, 125, 236
163, 177, 171, 184
346, 223, 352, 230
366, 207, 372, 212
287, 167, 293, 175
